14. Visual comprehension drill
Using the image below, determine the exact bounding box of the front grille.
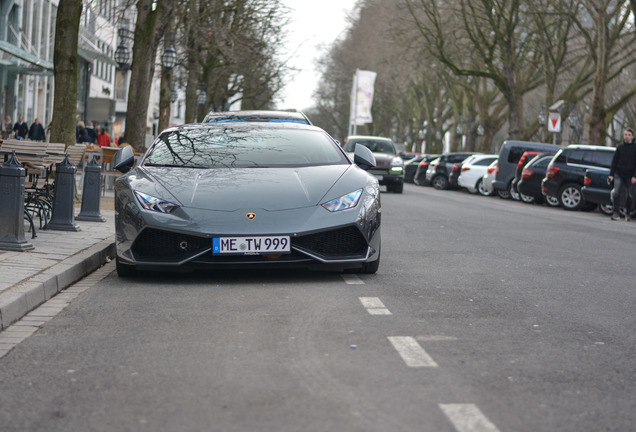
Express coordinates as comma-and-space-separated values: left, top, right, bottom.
293, 226, 368, 258
368, 168, 389, 176
132, 228, 210, 260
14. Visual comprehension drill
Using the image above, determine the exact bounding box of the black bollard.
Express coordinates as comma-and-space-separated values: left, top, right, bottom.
0, 152, 34, 251
76, 156, 105, 222
45, 154, 80, 231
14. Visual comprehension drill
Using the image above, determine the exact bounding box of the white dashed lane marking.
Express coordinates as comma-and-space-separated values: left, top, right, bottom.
341, 274, 364, 284
388, 336, 438, 367
359, 297, 392, 315
439, 404, 501, 432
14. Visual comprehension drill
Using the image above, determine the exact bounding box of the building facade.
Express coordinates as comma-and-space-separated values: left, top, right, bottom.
1, 0, 180, 145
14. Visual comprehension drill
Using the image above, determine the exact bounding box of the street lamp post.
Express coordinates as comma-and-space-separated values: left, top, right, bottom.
537, 103, 548, 142
567, 105, 582, 144
114, 28, 135, 70
161, 32, 177, 71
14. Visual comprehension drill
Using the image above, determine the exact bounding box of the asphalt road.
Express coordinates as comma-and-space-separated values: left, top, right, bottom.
1, 184, 635, 432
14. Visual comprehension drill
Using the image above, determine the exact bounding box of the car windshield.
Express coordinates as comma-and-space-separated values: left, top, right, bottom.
144, 126, 349, 168
345, 139, 396, 155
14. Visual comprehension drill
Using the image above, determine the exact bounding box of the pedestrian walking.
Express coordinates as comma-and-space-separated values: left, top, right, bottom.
1, 115, 12, 139
13, 116, 28, 140
608, 127, 636, 221
28, 118, 46, 141
96, 127, 111, 147
77, 128, 93, 144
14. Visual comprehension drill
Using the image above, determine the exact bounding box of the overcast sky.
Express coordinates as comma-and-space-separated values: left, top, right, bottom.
277, 0, 358, 111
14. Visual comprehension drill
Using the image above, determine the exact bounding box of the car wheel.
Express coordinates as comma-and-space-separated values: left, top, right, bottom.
545, 195, 560, 206
476, 179, 492, 196
390, 184, 404, 193
497, 189, 511, 199
520, 192, 535, 203
360, 257, 380, 274
116, 257, 136, 277
558, 183, 584, 210
432, 175, 449, 190
510, 183, 521, 201
599, 203, 614, 215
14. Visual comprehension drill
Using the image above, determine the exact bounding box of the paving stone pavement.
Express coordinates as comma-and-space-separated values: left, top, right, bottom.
0, 201, 116, 330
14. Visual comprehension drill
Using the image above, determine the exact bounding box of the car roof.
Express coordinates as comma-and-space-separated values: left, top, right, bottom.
162, 121, 324, 136
345, 135, 393, 142
565, 144, 615, 151
202, 110, 312, 125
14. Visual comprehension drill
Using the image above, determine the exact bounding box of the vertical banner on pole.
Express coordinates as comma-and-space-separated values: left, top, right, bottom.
349, 69, 377, 134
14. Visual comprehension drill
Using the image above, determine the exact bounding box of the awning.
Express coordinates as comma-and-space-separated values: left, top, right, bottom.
78, 34, 117, 66
0, 40, 53, 71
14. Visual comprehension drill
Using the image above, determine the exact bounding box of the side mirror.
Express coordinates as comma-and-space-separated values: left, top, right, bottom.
353, 143, 376, 170
113, 145, 135, 174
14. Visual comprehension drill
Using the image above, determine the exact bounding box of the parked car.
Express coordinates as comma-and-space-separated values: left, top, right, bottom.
457, 154, 498, 194
516, 154, 560, 206
203, 110, 312, 125
479, 159, 498, 196
404, 154, 427, 183
112, 122, 382, 276
413, 154, 440, 186
449, 163, 462, 189
542, 145, 616, 210
493, 140, 562, 199
582, 169, 615, 215
511, 151, 546, 202
343, 135, 405, 193
427, 153, 475, 190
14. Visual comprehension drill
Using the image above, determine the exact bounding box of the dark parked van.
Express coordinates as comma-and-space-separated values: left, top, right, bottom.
493, 140, 562, 199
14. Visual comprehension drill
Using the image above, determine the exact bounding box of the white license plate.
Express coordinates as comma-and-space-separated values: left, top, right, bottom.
212, 236, 290, 254
375, 175, 384, 181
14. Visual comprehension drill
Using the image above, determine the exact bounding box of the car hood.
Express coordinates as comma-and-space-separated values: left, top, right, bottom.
136, 165, 354, 211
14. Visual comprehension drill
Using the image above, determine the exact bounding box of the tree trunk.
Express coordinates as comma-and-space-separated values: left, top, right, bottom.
184, 0, 201, 123
588, 9, 608, 146
157, 68, 172, 134
121, 0, 175, 152
49, 0, 83, 147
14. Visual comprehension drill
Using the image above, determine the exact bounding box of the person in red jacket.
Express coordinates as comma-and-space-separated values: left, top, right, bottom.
96, 127, 112, 147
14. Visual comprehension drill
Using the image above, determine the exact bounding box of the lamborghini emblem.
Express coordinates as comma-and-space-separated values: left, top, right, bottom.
246, 212, 256, 220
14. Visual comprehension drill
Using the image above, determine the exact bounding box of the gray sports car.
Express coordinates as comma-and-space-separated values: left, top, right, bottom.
111, 122, 381, 277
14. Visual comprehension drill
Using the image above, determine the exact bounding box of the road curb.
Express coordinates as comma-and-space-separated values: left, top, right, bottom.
0, 236, 116, 330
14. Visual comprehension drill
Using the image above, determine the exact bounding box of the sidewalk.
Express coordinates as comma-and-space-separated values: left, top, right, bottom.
0, 194, 116, 330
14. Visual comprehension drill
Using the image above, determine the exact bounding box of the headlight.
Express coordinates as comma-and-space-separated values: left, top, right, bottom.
322, 189, 363, 212
134, 191, 179, 213
391, 157, 404, 172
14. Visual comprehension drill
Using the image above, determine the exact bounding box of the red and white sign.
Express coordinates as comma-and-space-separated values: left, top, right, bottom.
548, 112, 561, 133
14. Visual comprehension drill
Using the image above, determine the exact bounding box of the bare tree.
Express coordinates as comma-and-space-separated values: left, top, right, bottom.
121, 0, 176, 151
570, 0, 636, 144
49, 0, 83, 147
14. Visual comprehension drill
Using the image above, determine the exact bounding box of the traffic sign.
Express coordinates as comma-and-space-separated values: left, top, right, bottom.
548, 112, 561, 133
